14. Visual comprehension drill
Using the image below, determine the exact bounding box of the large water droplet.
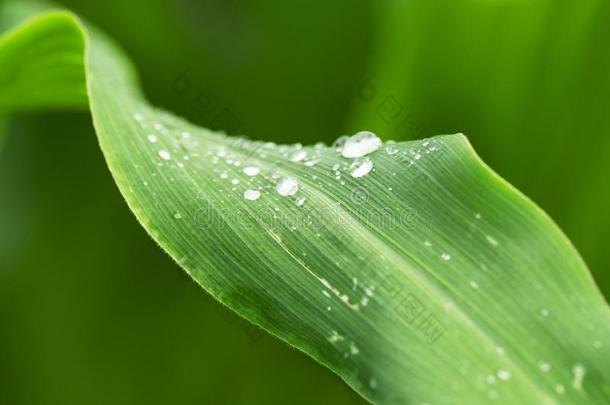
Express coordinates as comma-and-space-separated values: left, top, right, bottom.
244, 189, 261, 200
341, 131, 382, 158
276, 177, 299, 196
350, 158, 373, 178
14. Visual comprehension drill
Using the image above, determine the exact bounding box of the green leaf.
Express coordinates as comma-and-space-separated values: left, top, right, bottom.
1, 5, 609, 404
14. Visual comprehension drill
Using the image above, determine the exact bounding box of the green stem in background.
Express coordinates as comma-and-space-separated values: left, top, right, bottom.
0, 4, 609, 404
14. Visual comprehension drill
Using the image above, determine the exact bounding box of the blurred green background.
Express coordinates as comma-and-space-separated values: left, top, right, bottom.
1, 0, 609, 404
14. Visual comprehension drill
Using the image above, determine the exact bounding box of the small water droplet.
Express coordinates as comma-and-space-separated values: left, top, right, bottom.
441, 253, 451, 261
341, 131, 382, 158
486, 235, 499, 247
385, 142, 399, 155
497, 370, 511, 381
276, 177, 299, 197
469, 280, 479, 289
296, 197, 306, 206
147, 134, 158, 143
174, 212, 182, 219
541, 308, 550, 317
158, 150, 171, 160
538, 361, 551, 373
244, 189, 260, 201
572, 363, 585, 390
231, 179, 240, 185
243, 165, 260, 176
304, 158, 320, 167
291, 150, 307, 162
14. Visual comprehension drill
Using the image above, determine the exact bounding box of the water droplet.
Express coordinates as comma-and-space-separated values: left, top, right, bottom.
496, 347, 505, 355
441, 253, 451, 261
469, 280, 479, 289
385, 142, 399, 155
291, 150, 307, 162
243, 165, 260, 176
541, 308, 550, 317
133, 113, 144, 122
369, 377, 378, 390
486, 235, 499, 247
350, 158, 374, 178
572, 363, 585, 390
231, 179, 240, 185
158, 150, 171, 160
244, 189, 260, 201
341, 131, 382, 158
296, 197, 306, 206
332, 135, 349, 150
497, 370, 511, 381
304, 158, 320, 167
147, 134, 158, 143
174, 212, 182, 219
276, 177, 299, 197
538, 361, 551, 373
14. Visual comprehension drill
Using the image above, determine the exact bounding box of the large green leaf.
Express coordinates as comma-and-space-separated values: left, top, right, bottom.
1, 5, 608, 404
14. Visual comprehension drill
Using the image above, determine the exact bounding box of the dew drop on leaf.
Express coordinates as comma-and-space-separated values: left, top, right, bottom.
341, 131, 382, 158
158, 149, 171, 160
496, 370, 511, 381
244, 189, 261, 201
538, 361, 551, 373
243, 165, 260, 176
291, 150, 307, 162
351, 158, 374, 178
276, 177, 299, 197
